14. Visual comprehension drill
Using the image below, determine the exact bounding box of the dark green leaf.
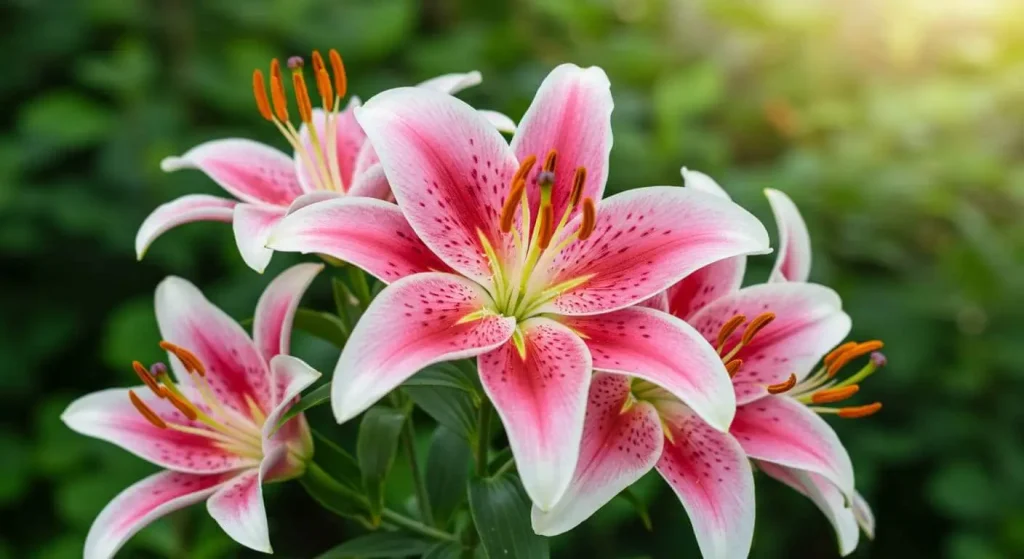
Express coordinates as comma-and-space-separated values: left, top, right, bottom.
277, 383, 331, 426
313, 429, 362, 493
300, 463, 370, 522
404, 385, 478, 441
425, 426, 472, 527
468, 474, 548, 559
403, 363, 479, 394
294, 307, 349, 348
316, 531, 434, 558
422, 541, 463, 559
619, 488, 653, 532
358, 406, 407, 521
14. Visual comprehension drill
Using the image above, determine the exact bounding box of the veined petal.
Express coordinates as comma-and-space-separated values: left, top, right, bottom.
766, 188, 811, 283
269, 197, 451, 283
355, 86, 519, 284
161, 139, 302, 205
332, 273, 516, 423
84, 470, 230, 559
757, 461, 860, 556
638, 291, 669, 312
731, 395, 855, 497
295, 102, 366, 193
656, 411, 755, 559
511, 64, 613, 227
538, 186, 770, 316
478, 110, 517, 134
666, 257, 746, 320
135, 195, 236, 259
347, 163, 393, 200
232, 204, 286, 273
207, 445, 288, 554
531, 373, 662, 535
681, 167, 731, 200
563, 307, 736, 431
688, 282, 851, 404
352, 140, 380, 179
253, 263, 323, 364
853, 491, 876, 539
417, 70, 482, 94
61, 387, 258, 474
285, 191, 342, 215
263, 355, 321, 468
155, 276, 273, 416
478, 318, 592, 510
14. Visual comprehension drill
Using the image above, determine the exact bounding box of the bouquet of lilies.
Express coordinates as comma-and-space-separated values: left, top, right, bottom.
63, 50, 884, 559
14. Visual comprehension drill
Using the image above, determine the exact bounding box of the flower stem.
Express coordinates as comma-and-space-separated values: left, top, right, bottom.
492, 456, 515, 479
381, 509, 459, 543
400, 413, 434, 526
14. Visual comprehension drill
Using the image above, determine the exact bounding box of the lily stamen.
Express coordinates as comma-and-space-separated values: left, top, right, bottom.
129, 390, 167, 429
720, 311, 775, 363
837, 402, 883, 419
716, 314, 747, 350
766, 373, 797, 394
132, 360, 165, 397
810, 385, 860, 404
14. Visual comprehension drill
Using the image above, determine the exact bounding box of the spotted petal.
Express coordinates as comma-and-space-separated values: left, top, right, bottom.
295, 102, 366, 193
83, 470, 230, 559
135, 195, 236, 260
332, 272, 516, 423
538, 186, 770, 316
207, 445, 288, 554
232, 203, 287, 273
263, 355, 321, 470
563, 307, 736, 431
531, 373, 662, 535
253, 263, 323, 364
346, 163, 393, 200
161, 139, 302, 206
656, 411, 755, 559
269, 197, 452, 283
766, 188, 811, 283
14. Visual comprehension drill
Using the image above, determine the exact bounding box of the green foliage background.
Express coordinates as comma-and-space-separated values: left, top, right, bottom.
3, 0, 1023, 557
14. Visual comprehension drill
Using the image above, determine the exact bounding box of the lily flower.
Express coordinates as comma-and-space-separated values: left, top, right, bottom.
267, 64, 770, 509
533, 172, 879, 558
61, 264, 324, 558
137, 49, 514, 273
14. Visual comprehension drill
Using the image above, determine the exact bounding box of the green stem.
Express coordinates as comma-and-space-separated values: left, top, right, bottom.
348, 266, 373, 307
492, 456, 515, 479
475, 401, 492, 476
381, 509, 459, 543
401, 413, 434, 526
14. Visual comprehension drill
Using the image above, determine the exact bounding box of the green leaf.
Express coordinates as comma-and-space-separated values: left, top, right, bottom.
403, 363, 479, 394
19, 91, 114, 150
425, 426, 472, 527
300, 462, 370, 522
422, 541, 463, 559
404, 384, 478, 442
313, 429, 363, 493
277, 383, 331, 426
316, 531, 434, 558
468, 474, 549, 559
294, 307, 349, 348
619, 488, 653, 531
357, 406, 407, 522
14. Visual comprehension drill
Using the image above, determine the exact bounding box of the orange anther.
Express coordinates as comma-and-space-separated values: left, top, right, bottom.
725, 359, 743, 377
129, 390, 167, 429
159, 341, 206, 377
537, 206, 555, 249
569, 167, 587, 207
513, 155, 537, 184
741, 312, 776, 345
499, 179, 526, 233
311, 50, 325, 73
543, 149, 558, 173
838, 402, 882, 419
578, 198, 597, 240
270, 59, 289, 123
716, 314, 747, 348
163, 390, 198, 421
811, 385, 860, 404
292, 72, 313, 124
252, 70, 273, 121
328, 49, 347, 99
827, 340, 885, 377
824, 341, 858, 366
766, 373, 796, 394
316, 69, 334, 111
132, 361, 165, 397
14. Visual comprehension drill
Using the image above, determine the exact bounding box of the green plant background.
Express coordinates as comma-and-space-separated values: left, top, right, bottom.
3, 0, 1023, 557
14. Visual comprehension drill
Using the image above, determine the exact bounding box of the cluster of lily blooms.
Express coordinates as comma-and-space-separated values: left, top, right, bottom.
62, 50, 884, 558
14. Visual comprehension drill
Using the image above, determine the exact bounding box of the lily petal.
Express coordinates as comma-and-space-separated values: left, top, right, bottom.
135, 195, 236, 259
352, 140, 380, 179
666, 256, 746, 321
757, 461, 860, 556
563, 307, 736, 431
346, 163, 393, 200
161, 139, 302, 205
478, 110, 517, 134
332, 272, 516, 423
253, 263, 323, 364
84, 470, 229, 559
766, 188, 811, 283
531, 373, 662, 535
638, 291, 669, 312
688, 282, 851, 404
417, 71, 482, 94
853, 491, 876, 539
263, 355, 321, 467
269, 197, 452, 283
656, 411, 755, 559
731, 395, 855, 497
355, 86, 518, 285
155, 276, 273, 416
681, 167, 731, 200
285, 191, 342, 215
511, 64, 612, 227
539, 186, 770, 316
295, 102, 366, 193
478, 317, 592, 510
207, 445, 288, 554
232, 203, 287, 273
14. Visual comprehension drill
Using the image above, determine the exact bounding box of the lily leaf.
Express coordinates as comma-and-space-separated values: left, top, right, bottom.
357, 406, 406, 523
620, 487, 654, 532
294, 307, 349, 348
312, 429, 362, 493
425, 426, 472, 528
276, 383, 331, 427
422, 541, 463, 559
316, 531, 434, 558
468, 474, 549, 559
300, 462, 370, 523
404, 384, 477, 442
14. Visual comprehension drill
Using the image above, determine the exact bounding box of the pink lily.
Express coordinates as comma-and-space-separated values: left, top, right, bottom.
534, 171, 880, 557
266, 64, 770, 509
61, 263, 324, 558
137, 48, 515, 273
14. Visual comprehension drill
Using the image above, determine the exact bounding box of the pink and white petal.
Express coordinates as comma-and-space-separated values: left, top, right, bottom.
417, 71, 482, 94
731, 395, 854, 497
232, 203, 287, 273
295, 102, 366, 192
638, 290, 669, 312
478, 318, 592, 510
656, 411, 755, 559
853, 491, 875, 539
263, 355, 321, 462
766, 188, 812, 283
347, 164, 393, 200
268, 197, 452, 283
161, 139, 302, 205
681, 167, 732, 200
355, 87, 519, 284
511, 64, 612, 227
478, 109, 517, 134
688, 282, 851, 403
666, 256, 746, 320
332, 273, 516, 423
531, 373, 662, 535
135, 195, 236, 259
253, 263, 324, 363
757, 461, 860, 556
155, 276, 274, 416
84, 470, 230, 559
352, 140, 380, 179
207, 445, 288, 554
61, 387, 257, 474
563, 307, 736, 431
285, 191, 342, 215
538, 186, 770, 316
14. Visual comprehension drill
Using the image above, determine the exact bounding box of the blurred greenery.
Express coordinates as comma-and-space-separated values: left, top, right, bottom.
2, 0, 1023, 557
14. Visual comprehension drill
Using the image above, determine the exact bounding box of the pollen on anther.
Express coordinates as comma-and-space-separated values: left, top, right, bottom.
838, 402, 882, 419
570, 167, 587, 207
132, 361, 164, 397
269, 59, 289, 123
827, 340, 885, 377
252, 70, 273, 121
159, 341, 206, 376
164, 390, 198, 421
311, 50, 325, 73
513, 155, 537, 184
579, 198, 597, 240
766, 373, 796, 394
741, 312, 776, 345
716, 314, 747, 348
725, 359, 743, 377
811, 384, 860, 404
329, 49, 347, 99
292, 72, 314, 123
543, 149, 558, 173
129, 390, 167, 429
499, 179, 525, 233
538, 206, 555, 249
316, 68, 334, 111
824, 341, 858, 366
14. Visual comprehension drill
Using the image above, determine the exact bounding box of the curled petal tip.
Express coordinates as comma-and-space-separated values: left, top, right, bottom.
159, 156, 186, 172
